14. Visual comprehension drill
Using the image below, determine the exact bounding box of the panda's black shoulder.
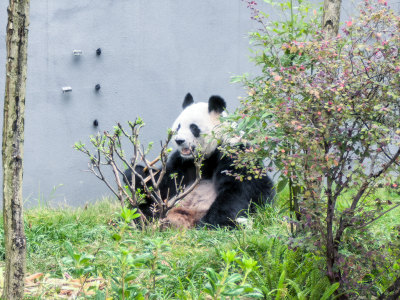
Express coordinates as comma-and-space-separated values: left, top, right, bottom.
166, 150, 185, 169
203, 147, 275, 193
166, 150, 193, 170
199, 148, 239, 181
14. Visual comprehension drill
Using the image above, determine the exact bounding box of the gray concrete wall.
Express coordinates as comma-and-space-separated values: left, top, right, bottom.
0, 1, 399, 207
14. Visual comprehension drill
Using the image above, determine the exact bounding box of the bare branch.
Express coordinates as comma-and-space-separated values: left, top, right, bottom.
352, 202, 400, 231
335, 146, 400, 244
168, 177, 201, 208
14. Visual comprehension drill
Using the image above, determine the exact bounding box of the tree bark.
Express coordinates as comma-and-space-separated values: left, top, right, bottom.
2, 0, 30, 298
322, 0, 342, 38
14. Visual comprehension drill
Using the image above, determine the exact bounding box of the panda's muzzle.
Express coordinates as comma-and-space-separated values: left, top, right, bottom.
181, 147, 192, 156
181, 145, 196, 155
175, 138, 197, 157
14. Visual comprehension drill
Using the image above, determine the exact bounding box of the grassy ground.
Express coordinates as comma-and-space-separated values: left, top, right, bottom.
0, 188, 399, 299
19, 200, 294, 298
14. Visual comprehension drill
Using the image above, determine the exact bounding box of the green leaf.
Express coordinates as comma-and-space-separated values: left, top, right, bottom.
223, 287, 245, 296
320, 282, 340, 300
276, 177, 288, 193
225, 273, 242, 284
275, 270, 286, 300
79, 255, 95, 265
112, 233, 122, 241
286, 279, 307, 300
206, 268, 219, 283
124, 274, 137, 282
245, 292, 264, 298
64, 241, 75, 259
222, 250, 237, 263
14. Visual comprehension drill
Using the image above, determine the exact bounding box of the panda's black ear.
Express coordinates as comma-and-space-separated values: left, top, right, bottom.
208, 95, 226, 114
182, 93, 194, 109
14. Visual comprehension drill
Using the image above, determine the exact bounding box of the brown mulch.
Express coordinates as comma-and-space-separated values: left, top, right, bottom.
1, 272, 106, 299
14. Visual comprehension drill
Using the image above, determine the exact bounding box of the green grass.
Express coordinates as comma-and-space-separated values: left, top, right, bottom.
18, 193, 290, 278
0, 187, 399, 299
23, 198, 117, 276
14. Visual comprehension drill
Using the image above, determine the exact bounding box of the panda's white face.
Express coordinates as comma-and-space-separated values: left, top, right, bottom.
171, 94, 226, 159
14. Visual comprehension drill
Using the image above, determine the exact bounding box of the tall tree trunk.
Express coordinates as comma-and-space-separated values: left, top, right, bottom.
2, 0, 30, 298
322, 0, 342, 38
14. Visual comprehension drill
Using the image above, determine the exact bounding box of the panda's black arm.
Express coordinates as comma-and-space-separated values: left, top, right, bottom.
199, 150, 275, 228
199, 185, 249, 227
123, 151, 196, 216
122, 165, 159, 217
199, 177, 274, 228
157, 151, 198, 198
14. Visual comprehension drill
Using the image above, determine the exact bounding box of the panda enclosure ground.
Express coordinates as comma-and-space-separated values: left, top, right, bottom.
0, 186, 398, 298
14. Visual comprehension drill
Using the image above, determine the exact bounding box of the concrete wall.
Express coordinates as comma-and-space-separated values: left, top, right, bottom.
0, 1, 399, 207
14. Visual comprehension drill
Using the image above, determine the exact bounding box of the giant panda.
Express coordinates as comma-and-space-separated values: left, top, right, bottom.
125, 93, 275, 228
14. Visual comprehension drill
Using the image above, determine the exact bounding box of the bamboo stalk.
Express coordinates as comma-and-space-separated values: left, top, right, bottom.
142, 156, 161, 183
143, 156, 160, 172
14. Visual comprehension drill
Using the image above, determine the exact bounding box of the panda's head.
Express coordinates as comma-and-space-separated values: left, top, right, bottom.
172, 93, 226, 159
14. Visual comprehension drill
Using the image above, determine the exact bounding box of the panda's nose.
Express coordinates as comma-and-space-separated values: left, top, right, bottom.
175, 139, 185, 146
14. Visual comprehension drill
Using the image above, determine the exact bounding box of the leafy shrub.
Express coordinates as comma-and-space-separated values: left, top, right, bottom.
225, 0, 400, 297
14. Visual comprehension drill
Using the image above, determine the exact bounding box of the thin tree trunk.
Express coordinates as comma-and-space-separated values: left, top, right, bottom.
2, 0, 30, 298
321, 0, 343, 297
322, 0, 342, 38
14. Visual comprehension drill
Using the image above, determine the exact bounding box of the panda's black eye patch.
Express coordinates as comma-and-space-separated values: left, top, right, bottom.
190, 124, 201, 138
176, 124, 181, 132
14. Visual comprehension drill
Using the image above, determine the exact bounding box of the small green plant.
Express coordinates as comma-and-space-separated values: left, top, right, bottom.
237, 235, 339, 299
62, 241, 95, 279
105, 241, 147, 299
103, 207, 172, 299
61, 241, 99, 297
74, 119, 154, 225
106, 206, 144, 299
203, 249, 263, 299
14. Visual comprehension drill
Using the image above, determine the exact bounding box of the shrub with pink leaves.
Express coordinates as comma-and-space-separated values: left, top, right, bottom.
226, 0, 400, 297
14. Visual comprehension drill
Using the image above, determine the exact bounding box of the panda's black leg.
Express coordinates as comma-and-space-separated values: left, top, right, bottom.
198, 192, 249, 228
123, 165, 160, 219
